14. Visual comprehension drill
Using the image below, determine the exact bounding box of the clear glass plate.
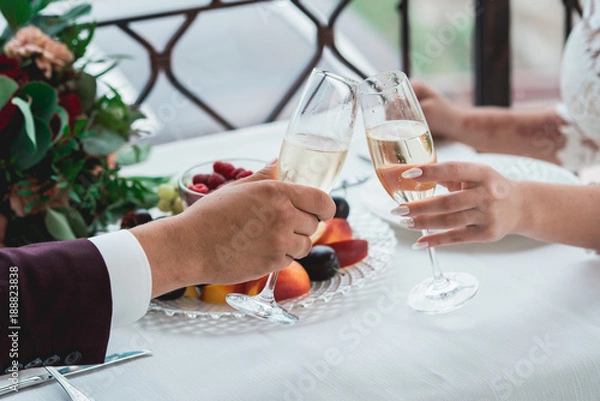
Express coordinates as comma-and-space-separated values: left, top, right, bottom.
148, 211, 397, 320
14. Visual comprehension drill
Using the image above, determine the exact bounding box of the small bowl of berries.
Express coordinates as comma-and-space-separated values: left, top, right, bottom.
178, 158, 266, 208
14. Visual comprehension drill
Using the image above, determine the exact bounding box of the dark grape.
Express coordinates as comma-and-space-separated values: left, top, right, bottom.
297, 245, 340, 281
332, 196, 350, 219
121, 209, 153, 229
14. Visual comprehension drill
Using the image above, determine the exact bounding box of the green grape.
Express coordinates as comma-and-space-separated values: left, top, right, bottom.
157, 183, 178, 201
157, 199, 172, 212
172, 197, 184, 215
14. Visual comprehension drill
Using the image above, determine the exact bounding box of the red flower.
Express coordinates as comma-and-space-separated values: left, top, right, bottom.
0, 55, 29, 86
0, 102, 22, 141
59, 92, 82, 127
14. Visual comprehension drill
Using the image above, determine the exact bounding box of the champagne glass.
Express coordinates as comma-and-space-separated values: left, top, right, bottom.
359, 71, 479, 314
226, 68, 359, 324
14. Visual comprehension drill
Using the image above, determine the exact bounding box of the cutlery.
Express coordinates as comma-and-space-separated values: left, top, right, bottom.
44, 365, 94, 401
0, 349, 151, 396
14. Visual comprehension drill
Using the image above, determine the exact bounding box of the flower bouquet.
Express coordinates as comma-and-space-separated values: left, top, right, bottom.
0, 0, 165, 247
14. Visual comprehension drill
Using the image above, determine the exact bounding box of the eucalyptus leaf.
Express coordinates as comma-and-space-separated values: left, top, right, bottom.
0, 0, 32, 31
11, 97, 36, 153
21, 82, 58, 122
116, 143, 151, 166
63, 4, 91, 20
10, 117, 52, 170
0, 76, 18, 109
81, 129, 126, 156
51, 106, 69, 146
45, 207, 76, 240
31, 14, 70, 36
77, 72, 97, 113
50, 206, 89, 238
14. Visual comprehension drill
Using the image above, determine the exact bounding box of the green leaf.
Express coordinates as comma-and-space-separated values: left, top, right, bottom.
51, 106, 69, 146
116, 143, 151, 166
77, 72, 97, 113
0, 76, 18, 109
30, 0, 54, 13
11, 97, 36, 153
81, 129, 126, 156
0, 25, 11, 48
57, 21, 95, 59
93, 60, 119, 78
21, 82, 58, 122
45, 207, 76, 240
49, 206, 89, 238
63, 4, 91, 20
10, 117, 52, 170
0, 0, 32, 31
15, 189, 35, 196
23, 200, 40, 214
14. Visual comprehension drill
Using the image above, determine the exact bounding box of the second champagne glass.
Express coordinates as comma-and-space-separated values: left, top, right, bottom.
226, 68, 359, 324
359, 71, 479, 314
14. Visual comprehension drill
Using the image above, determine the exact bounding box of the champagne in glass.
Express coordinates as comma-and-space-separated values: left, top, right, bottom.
279, 132, 349, 191
226, 69, 358, 324
367, 120, 437, 203
360, 71, 479, 314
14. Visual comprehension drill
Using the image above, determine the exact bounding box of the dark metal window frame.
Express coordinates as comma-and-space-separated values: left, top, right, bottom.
97, 0, 582, 131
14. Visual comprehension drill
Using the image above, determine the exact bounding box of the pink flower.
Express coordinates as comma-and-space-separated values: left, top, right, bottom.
4, 26, 74, 79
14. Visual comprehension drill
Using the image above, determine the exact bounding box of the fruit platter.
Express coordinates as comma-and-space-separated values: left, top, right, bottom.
122, 160, 397, 320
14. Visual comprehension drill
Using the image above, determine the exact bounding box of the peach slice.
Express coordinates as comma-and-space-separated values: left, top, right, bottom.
245, 261, 310, 302
328, 239, 369, 268
312, 218, 353, 246
310, 221, 328, 245
183, 286, 199, 297
200, 283, 246, 304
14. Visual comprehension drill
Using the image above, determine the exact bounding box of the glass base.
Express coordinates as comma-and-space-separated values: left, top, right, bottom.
407, 272, 479, 314
226, 293, 299, 325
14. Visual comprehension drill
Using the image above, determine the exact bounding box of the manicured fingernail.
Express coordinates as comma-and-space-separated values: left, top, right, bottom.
402, 168, 423, 179
399, 217, 414, 228
391, 205, 410, 216
267, 158, 277, 166
412, 241, 429, 250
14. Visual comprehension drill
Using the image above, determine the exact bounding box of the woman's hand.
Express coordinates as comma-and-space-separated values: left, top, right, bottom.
392, 162, 526, 248
411, 80, 469, 141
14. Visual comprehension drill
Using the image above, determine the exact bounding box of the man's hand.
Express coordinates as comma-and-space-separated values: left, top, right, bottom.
132, 162, 336, 298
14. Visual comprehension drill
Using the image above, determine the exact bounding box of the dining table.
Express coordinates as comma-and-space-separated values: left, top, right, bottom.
5, 121, 600, 401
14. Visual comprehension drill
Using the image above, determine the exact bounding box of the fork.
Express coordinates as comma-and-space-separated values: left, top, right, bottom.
44, 366, 95, 401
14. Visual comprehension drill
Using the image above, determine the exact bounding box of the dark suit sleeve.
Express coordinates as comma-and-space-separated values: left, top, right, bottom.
0, 239, 113, 372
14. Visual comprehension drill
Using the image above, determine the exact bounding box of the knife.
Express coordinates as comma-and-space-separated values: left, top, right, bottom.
0, 349, 152, 396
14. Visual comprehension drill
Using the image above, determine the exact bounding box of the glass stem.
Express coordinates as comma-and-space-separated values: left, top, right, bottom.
422, 230, 447, 286
257, 271, 278, 303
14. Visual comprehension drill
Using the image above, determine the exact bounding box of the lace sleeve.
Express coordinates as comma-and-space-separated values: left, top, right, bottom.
555, 102, 600, 172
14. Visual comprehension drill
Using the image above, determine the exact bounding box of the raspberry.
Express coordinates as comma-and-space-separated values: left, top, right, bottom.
213, 161, 236, 179
230, 167, 244, 178
189, 183, 209, 194
207, 173, 226, 189
235, 169, 253, 179
193, 173, 210, 185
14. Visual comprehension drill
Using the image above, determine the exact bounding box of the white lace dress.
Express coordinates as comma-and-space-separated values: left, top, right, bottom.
557, 0, 600, 171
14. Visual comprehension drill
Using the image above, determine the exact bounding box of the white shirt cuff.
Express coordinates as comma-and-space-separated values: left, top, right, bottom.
89, 230, 152, 328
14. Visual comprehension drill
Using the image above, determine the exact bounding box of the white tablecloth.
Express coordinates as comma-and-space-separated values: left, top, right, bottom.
8, 122, 600, 400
